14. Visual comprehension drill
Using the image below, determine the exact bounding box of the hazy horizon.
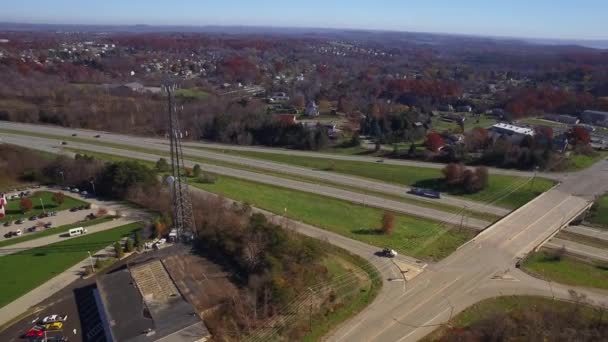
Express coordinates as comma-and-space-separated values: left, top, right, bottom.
1, 0, 607, 41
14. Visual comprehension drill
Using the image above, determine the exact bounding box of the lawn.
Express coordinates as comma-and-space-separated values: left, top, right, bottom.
175, 87, 210, 100
0, 216, 114, 248
567, 151, 608, 171
587, 195, 608, 228
0, 222, 143, 309
303, 248, 381, 342
193, 176, 475, 261
423, 296, 603, 341
522, 251, 608, 290
193, 148, 554, 209
1, 191, 87, 223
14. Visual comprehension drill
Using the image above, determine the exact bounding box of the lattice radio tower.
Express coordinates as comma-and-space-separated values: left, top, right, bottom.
164, 84, 195, 238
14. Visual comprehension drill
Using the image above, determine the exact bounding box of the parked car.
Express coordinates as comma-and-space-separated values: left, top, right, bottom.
70, 207, 79, 212
44, 222, 53, 228
381, 248, 398, 258
15, 219, 24, 224
38, 212, 49, 218
44, 322, 63, 330
63, 186, 71, 191
28, 226, 37, 232
24, 328, 44, 338
3, 221, 11, 227
49, 211, 57, 217
94, 134, 101, 138
29, 215, 38, 221
41, 314, 68, 324
61, 141, 68, 145
71, 188, 79, 193
3, 232, 14, 238
72, 133, 77, 136
14, 229, 22, 236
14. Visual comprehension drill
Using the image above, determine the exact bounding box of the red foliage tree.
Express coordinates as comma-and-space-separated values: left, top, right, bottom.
20, 198, 33, 213
569, 127, 591, 145
425, 132, 445, 152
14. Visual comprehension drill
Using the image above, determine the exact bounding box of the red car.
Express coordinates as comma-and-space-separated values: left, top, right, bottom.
25, 328, 44, 338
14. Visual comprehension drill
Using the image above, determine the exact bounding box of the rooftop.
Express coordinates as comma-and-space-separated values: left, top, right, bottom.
491, 123, 535, 136
96, 259, 210, 342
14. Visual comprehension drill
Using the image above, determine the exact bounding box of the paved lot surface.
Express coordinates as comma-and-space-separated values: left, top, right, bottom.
2, 134, 493, 229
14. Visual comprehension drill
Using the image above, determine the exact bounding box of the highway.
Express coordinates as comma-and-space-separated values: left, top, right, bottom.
0, 121, 511, 216
564, 225, 608, 242
0, 133, 494, 229
3, 122, 608, 341
546, 238, 608, 263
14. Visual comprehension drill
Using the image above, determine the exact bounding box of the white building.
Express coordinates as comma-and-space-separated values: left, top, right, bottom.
489, 123, 535, 144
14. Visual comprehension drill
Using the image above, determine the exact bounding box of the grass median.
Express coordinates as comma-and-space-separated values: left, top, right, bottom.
187, 147, 554, 209
587, 195, 608, 228
193, 176, 475, 261
0, 222, 143, 309
522, 251, 608, 290
61, 148, 475, 260
1, 191, 87, 223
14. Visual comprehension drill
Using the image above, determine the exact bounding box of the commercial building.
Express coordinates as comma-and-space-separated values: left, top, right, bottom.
489, 123, 535, 143
581, 110, 608, 125
96, 259, 210, 342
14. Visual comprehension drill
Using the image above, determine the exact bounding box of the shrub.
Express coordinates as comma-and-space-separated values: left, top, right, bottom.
114, 241, 124, 259
381, 211, 395, 235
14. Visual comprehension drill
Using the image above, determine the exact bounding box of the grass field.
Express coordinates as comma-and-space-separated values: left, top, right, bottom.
587, 195, 608, 228
423, 296, 603, 341
567, 151, 608, 171
193, 176, 474, 261
522, 251, 608, 290
175, 87, 210, 100
0, 222, 143, 309
193, 148, 554, 209
1, 191, 87, 223
0, 216, 115, 248
64, 148, 476, 260
303, 248, 381, 342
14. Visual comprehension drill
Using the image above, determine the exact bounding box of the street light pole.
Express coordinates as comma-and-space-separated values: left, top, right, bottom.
40, 198, 45, 214
90, 180, 96, 196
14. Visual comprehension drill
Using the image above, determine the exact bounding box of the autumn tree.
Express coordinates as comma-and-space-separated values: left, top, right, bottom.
52, 192, 65, 206
381, 211, 395, 235
425, 132, 445, 152
153, 214, 172, 238
20, 198, 33, 213
569, 127, 591, 145
442, 163, 466, 185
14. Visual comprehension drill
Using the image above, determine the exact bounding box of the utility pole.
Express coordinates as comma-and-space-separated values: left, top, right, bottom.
90, 179, 96, 196
531, 166, 539, 189
459, 205, 468, 233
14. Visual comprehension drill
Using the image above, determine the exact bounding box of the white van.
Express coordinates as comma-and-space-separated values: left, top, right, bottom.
68, 227, 87, 237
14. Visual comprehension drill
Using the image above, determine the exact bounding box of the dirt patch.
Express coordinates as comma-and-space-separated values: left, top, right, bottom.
161, 249, 238, 315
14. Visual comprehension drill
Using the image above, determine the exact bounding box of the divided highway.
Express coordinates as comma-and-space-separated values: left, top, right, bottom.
1, 132, 495, 229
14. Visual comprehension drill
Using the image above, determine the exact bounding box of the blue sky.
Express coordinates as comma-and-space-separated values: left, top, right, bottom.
2, 0, 607, 40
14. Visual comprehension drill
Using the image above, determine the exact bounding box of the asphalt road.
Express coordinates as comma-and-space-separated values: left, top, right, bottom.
564, 225, 608, 241
1, 133, 493, 229
546, 237, 608, 263
0, 121, 510, 216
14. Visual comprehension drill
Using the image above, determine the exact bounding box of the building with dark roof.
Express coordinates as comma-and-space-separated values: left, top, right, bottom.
581, 110, 608, 125
96, 260, 210, 342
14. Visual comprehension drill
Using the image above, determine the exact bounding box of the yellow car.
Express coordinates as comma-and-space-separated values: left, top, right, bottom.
44, 322, 63, 331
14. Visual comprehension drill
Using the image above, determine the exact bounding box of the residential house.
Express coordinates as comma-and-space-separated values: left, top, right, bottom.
305, 101, 320, 117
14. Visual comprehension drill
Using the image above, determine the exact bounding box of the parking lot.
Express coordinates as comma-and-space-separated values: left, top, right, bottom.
1, 187, 132, 244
